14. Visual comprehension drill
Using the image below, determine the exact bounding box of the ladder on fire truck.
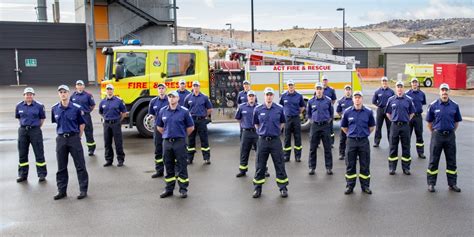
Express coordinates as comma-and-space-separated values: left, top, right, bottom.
188, 32, 359, 66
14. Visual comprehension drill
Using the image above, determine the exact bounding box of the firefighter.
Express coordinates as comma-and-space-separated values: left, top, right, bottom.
426, 83, 462, 193
184, 81, 213, 165
71, 80, 96, 156
336, 85, 354, 160
237, 80, 257, 104
386, 81, 415, 175
406, 78, 427, 159
322, 75, 337, 146
279, 80, 305, 162
15, 87, 47, 183
235, 90, 259, 177
252, 87, 289, 198
157, 91, 195, 198
340, 91, 375, 195
307, 82, 334, 175
177, 79, 191, 106
51, 85, 89, 200
148, 83, 168, 178
99, 84, 127, 167
372, 76, 395, 147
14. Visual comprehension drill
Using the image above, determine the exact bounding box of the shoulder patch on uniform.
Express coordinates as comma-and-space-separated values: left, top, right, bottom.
430, 100, 438, 105
115, 96, 123, 101
16, 100, 23, 105
450, 99, 459, 105
72, 103, 82, 109
179, 106, 189, 111
324, 95, 332, 101
274, 103, 283, 108
405, 95, 413, 100
35, 100, 43, 106
52, 102, 59, 108
364, 106, 373, 112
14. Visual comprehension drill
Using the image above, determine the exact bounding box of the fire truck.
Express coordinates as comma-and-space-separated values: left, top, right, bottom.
100, 34, 362, 137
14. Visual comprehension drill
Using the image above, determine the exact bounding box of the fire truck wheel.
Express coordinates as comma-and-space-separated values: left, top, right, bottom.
136, 106, 154, 138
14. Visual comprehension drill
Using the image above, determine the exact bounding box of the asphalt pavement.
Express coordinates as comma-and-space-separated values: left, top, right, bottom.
0, 85, 473, 236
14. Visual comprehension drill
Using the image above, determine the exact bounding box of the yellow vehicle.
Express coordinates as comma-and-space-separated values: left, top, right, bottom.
101, 41, 362, 137
101, 45, 211, 137
405, 64, 434, 87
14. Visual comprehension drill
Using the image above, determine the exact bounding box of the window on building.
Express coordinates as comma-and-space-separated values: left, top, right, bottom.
167, 53, 196, 77
116, 52, 147, 78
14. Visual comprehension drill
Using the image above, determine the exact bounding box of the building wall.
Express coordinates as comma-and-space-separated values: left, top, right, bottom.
0, 22, 88, 86
335, 50, 369, 68
385, 53, 458, 79
367, 50, 382, 68
309, 37, 333, 55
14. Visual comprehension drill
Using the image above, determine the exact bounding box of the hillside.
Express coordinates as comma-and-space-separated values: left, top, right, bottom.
179, 18, 473, 47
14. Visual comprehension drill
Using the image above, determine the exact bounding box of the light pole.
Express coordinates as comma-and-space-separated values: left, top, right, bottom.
225, 23, 233, 38
337, 8, 345, 56
251, 0, 255, 43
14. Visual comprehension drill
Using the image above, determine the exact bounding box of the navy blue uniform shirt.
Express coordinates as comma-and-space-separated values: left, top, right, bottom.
307, 96, 334, 122
235, 102, 259, 129
406, 89, 426, 114
323, 86, 337, 101
336, 96, 354, 114
148, 95, 169, 116
237, 90, 258, 104
177, 89, 191, 106
372, 87, 395, 108
15, 100, 46, 127
71, 91, 95, 113
51, 102, 85, 134
253, 103, 285, 137
156, 106, 194, 139
340, 106, 376, 138
385, 95, 415, 122
279, 91, 305, 117
184, 92, 212, 117
99, 96, 127, 121
426, 99, 462, 132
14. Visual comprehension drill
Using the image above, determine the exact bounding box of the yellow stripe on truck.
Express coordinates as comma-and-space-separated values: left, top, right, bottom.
283, 82, 352, 90
252, 84, 279, 91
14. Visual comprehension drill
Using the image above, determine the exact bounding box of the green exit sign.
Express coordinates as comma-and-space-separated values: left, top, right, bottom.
25, 59, 37, 67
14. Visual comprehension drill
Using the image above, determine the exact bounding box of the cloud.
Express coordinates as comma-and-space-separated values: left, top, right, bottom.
204, 0, 215, 8
359, 0, 474, 23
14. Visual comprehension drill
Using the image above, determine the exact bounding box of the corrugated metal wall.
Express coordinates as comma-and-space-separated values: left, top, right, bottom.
386, 53, 458, 80
0, 22, 88, 86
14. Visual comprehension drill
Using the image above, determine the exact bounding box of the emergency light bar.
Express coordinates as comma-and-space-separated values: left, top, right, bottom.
123, 39, 141, 45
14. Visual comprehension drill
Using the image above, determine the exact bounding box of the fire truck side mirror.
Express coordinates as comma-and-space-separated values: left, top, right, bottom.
161, 72, 167, 78
115, 65, 124, 80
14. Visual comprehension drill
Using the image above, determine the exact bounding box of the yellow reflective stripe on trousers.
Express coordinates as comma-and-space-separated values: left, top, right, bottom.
155, 159, 163, 164
177, 177, 189, 183
19, 162, 29, 167
345, 174, 358, 179
36, 162, 46, 167
187, 147, 196, 151
201, 147, 210, 151
294, 146, 303, 150
283, 147, 292, 151
416, 143, 424, 147
276, 178, 289, 184
359, 174, 371, 179
401, 157, 412, 162
239, 165, 248, 170
446, 169, 457, 175
426, 169, 439, 175
388, 157, 398, 161
86, 142, 96, 146
165, 177, 176, 182
253, 179, 265, 184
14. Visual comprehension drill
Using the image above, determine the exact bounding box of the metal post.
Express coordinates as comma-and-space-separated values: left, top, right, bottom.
342, 9, 345, 56
90, 0, 98, 85
173, 0, 178, 45
226, 23, 232, 38
15, 49, 20, 86
251, 0, 254, 43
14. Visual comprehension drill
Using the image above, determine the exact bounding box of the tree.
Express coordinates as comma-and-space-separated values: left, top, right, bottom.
298, 42, 310, 48
278, 39, 296, 48
408, 34, 429, 43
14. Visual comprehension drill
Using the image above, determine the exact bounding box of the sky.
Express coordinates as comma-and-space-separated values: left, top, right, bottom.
0, 0, 473, 30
